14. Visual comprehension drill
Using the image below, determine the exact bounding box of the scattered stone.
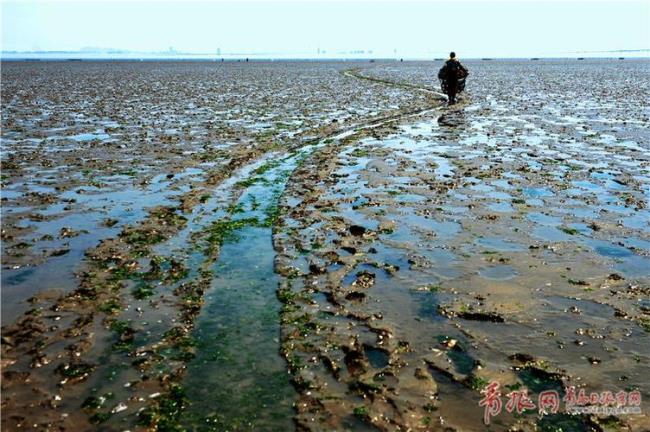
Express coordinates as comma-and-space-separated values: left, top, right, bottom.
456, 311, 505, 323
352, 271, 375, 289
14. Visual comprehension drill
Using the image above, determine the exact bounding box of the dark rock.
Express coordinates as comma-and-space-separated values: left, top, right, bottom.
457, 311, 505, 323
508, 353, 535, 364
309, 262, 327, 275
345, 291, 366, 302
343, 348, 367, 376
352, 271, 375, 289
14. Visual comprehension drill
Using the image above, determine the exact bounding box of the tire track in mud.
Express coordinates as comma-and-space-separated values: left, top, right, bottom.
343, 68, 449, 101
175, 72, 450, 430
1, 68, 447, 431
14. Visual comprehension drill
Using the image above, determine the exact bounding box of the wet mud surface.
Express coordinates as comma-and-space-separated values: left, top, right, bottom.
2, 59, 649, 431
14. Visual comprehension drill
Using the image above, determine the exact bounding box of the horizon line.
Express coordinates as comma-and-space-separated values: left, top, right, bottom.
3, 56, 650, 62
2, 48, 649, 55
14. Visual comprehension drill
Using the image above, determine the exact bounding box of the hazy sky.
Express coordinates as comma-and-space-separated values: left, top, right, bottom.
2, 1, 649, 58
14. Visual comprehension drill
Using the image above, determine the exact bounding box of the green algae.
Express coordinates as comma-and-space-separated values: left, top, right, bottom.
132, 281, 155, 299
204, 217, 261, 248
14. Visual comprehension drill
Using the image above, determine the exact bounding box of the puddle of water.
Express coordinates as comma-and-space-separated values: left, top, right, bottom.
527, 212, 562, 226
437, 338, 477, 375
545, 295, 614, 320
621, 212, 650, 231
469, 184, 493, 193
618, 237, 650, 252
1, 257, 80, 323
1, 190, 24, 200
531, 226, 571, 242
525, 198, 545, 206
516, 367, 564, 394
411, 290, 444, 321
364, 346, 390, 369
476, 237, 524, 252
485, 191, 512, 200
70, 132, 111, 142
586, 239, 633, 258
613, 254, 650, 278
479, 265, 517, 280
521, 187, 555, 198
491, 179, 513, 189
427, 368, 490, 431
402, 213, 461, 242
430, 155, 455, 179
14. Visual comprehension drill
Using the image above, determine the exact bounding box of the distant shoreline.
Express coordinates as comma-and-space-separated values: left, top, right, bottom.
2, 56, 650, 62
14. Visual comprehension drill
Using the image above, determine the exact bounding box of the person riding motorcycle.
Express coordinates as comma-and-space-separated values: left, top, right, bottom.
438, 52, 469, 105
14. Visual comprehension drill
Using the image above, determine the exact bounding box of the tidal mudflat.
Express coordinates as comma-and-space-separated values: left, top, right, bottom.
1, 59, 649, 431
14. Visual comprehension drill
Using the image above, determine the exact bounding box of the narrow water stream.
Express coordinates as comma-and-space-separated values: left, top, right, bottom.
179, 145, 311, 429
179, 105, 443, 429
182, 226, 294, 430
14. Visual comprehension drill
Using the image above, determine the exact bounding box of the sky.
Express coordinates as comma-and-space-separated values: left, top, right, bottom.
2, 1, 649, 58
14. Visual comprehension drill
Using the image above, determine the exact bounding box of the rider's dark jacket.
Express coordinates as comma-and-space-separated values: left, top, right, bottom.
438, 59, 469, 82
